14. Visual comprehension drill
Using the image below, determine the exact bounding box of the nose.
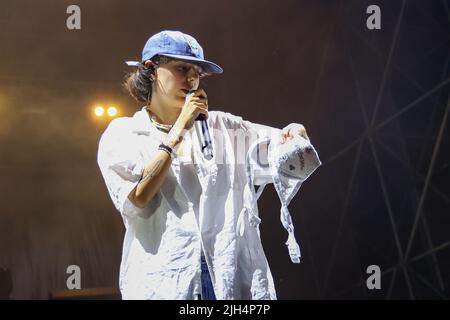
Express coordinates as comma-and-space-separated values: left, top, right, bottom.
186, 67, 200, 81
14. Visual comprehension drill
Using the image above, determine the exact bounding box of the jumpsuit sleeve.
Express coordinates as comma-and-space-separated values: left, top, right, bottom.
239, 120, 282, 186
97, 118, 146, 218
211, 111, 282, 186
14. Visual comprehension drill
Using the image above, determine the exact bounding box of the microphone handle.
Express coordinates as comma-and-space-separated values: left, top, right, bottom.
194, 114, 213, 160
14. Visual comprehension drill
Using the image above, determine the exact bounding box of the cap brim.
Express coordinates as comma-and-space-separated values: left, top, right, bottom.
125, 61, 140, 66
158, 54, 223, 74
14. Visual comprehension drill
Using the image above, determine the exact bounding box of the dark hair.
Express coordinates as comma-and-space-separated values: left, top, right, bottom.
123, 55, 172, 104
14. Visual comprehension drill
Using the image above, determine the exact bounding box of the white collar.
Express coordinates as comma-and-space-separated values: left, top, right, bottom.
130, 107, 154, 135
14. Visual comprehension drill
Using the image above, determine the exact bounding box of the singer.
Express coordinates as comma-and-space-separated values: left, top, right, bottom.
97, 30, 313, 300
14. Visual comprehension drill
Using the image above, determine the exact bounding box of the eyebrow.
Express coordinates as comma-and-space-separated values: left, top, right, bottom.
174, 61, 203, 72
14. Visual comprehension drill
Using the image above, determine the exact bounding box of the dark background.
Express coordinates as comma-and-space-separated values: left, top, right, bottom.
0, 0, 449, 299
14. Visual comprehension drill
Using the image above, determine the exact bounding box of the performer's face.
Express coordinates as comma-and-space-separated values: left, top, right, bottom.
152, 59, 205, 108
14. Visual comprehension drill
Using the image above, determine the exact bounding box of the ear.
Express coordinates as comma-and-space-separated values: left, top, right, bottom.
144, 60, 157, 81
144, 60, 156, 68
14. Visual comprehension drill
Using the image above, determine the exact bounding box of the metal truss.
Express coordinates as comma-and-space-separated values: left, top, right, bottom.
310, 0, 450, 299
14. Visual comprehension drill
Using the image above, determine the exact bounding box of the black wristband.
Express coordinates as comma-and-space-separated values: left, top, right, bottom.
158, 143, 173, 157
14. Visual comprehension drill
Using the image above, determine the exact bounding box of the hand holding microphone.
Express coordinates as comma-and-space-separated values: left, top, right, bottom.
173, 88, 213, 160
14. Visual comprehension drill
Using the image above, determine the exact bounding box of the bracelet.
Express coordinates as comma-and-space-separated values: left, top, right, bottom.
158, 143, 174, 158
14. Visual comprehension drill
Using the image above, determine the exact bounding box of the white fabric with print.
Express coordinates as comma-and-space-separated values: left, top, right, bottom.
243, 133, 322, 264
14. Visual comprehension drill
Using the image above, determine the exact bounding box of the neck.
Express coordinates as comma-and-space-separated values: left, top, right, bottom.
148, 95, 181, 125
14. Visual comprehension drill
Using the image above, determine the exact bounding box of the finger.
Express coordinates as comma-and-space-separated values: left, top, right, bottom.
191, 96, 208, 105
281, 129, 291, 140
299, 129, 309, 140
190, 95, 208, 107
193, 103, 208, 113
196, 106, 209, 119
193, 88, 207, 99
192, 101, 208, 109
288, 128, 294, 138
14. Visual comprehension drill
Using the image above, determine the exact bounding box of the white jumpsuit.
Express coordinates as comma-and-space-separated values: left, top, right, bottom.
97, 107, 318, 300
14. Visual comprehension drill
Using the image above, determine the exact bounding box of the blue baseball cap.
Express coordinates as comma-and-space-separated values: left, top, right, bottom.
125, 30, 223, 74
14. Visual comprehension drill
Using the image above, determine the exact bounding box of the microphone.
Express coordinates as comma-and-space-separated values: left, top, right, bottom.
187, 91, 213, 160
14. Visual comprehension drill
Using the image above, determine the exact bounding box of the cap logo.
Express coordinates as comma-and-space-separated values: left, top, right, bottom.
185, 36, 200, 56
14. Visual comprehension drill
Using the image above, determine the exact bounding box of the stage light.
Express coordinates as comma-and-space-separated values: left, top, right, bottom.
94, 106, 105, 117
107, 106, 118, 117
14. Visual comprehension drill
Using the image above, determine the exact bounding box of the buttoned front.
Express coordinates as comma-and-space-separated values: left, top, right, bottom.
97, 107, 290, 300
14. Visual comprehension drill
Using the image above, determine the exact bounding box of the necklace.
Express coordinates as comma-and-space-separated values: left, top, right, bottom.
146, 109, 173, 133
